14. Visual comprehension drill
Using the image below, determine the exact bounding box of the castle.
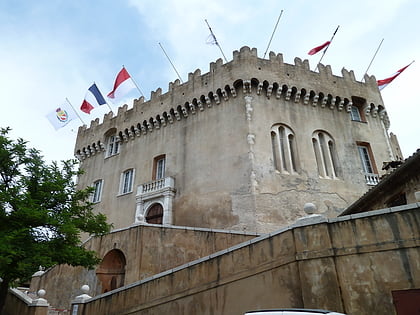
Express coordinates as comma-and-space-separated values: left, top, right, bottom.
8, 47, 419, 315
74, 46, 401, 234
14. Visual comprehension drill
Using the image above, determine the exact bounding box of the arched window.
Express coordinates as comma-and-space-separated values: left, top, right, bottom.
146, 203, 163, 224
271, 124, 299, 174
312, 130, 339, 179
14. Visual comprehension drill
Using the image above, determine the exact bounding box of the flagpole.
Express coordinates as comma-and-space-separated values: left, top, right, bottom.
205, 19, 228, 63
362, 38, 384, 82
66, 97, 85, 125
105, 101, 114, 113
263, 9, 284, 59
315, 25, 340, 71
123, 66, 145, 98
158, 42, 184, 83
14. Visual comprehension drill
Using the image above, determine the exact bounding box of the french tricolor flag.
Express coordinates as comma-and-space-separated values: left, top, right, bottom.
107, 67, 137, 102
81, 83, 106, 114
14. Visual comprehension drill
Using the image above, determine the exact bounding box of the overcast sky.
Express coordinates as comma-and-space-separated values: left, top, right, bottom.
0, 0, 419, 163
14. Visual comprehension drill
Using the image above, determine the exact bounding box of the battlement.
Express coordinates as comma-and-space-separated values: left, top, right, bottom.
75, 46, 388, 159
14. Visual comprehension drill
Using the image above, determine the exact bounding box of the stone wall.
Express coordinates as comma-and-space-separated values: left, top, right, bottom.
73, 46, 397, 233
74, 204, 420, 315
30, 224, 257, 310
3, 289, 48, 315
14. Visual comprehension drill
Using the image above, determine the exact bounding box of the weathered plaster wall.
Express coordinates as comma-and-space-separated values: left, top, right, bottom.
29, 224, 257, 310
74, 47, 395, 233
75, 205, 420, 315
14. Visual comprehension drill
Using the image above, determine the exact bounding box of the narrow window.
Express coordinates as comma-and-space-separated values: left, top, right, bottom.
288, 134, 297, 172
350, 105, 362, 121
312, 131, 339, 179
120, 169, 134, 194
319, 133, 330, 177
153, 155, 166, 180
279, 126, 287, 171
271, 131, 280, 171
270, 124, 299, 174
92, 180, 103, 203
328, 141, 338, 178
312, 138, 325, 177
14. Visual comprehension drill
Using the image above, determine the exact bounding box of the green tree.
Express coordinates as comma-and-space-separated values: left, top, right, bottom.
0, 127, 111, 311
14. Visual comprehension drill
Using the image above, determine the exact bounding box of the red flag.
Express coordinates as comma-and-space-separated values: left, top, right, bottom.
377, 63, 412, 90
308, 41, 331, 55
107, 67, 136, 101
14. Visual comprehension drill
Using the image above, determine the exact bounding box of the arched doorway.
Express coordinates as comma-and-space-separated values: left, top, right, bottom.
146, 203, 163, 224
96, 249, 126, 293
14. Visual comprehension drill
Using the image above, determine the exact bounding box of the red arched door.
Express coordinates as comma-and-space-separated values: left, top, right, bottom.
96, 249, 126, 293
146, 203, 163, 224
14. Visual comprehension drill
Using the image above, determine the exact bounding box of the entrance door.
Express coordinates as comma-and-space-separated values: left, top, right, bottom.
146, 203, 163, 224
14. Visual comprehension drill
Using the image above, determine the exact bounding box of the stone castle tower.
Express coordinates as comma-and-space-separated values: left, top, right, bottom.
74, 46, 400, 234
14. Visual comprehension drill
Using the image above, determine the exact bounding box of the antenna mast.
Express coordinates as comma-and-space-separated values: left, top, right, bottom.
263, 9, 284, 59
362, 38, 384, 81
205, 19, 228, 63
159, 42, 184, 83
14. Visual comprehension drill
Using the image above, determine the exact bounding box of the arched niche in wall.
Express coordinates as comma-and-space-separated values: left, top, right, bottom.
96, 249, 126, 293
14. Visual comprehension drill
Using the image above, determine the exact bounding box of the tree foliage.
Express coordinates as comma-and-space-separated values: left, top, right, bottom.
0, 127, 111, 310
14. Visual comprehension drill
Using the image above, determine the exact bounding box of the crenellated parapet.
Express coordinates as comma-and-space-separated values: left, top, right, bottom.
75, 46, 388, 160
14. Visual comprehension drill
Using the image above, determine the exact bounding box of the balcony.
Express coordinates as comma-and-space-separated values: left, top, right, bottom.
138, 176, 175, 195
364, 173, 380, 186
135, 177, 176, 225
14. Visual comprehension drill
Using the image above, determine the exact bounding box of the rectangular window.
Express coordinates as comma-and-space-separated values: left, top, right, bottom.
92, 180, 103, 203
120, 169, 134, 194
350, 96, 366, 122
358, 145, 374, 174
350, 105, 362, 121
357, 143, 379, 185
153, 155, 166, 180
106, 135, 119, 157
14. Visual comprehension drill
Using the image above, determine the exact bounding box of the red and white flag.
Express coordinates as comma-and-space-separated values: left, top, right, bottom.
308, 41, 331, 55
107, 67, 137, 101
377, 63, 412, 90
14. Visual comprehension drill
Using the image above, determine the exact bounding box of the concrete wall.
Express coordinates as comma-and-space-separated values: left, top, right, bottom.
30, 224, 257, 310
74, 46, 396, 233
74, 204, 420, 315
